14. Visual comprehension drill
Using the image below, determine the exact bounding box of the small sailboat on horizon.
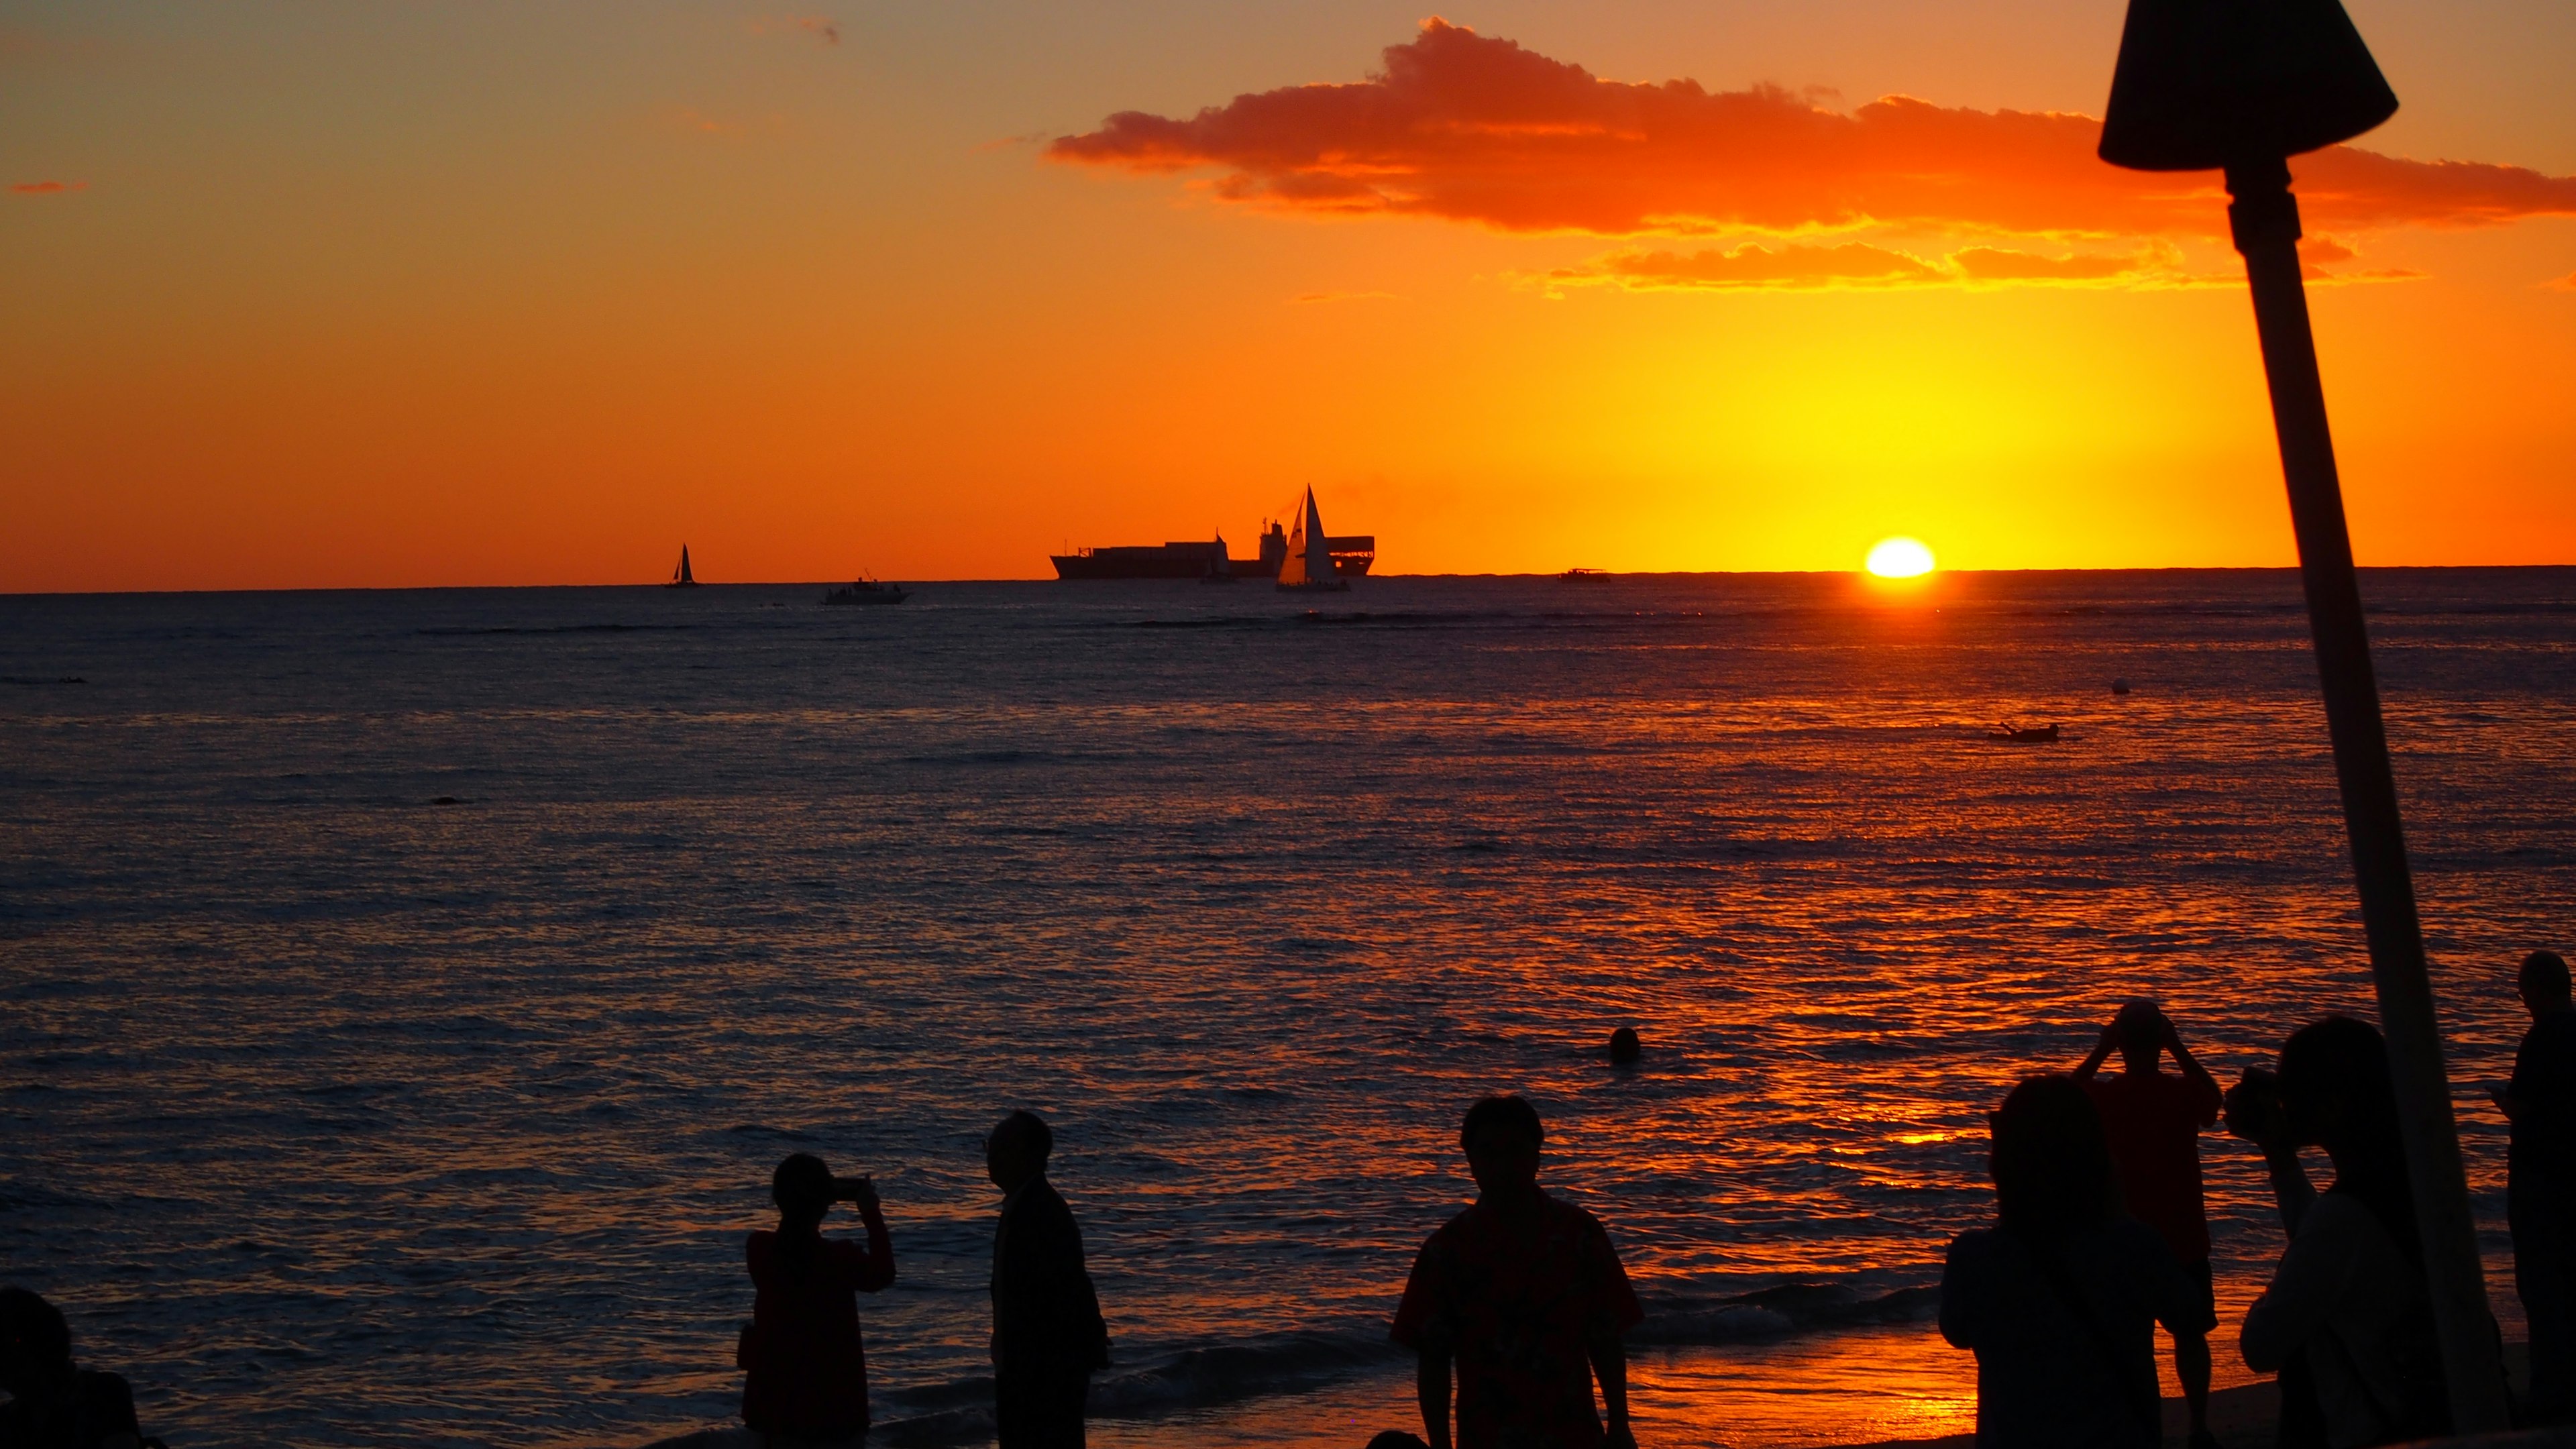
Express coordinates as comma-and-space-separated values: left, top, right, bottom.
1276, 487, 1351, 593
667, 545, 701, 588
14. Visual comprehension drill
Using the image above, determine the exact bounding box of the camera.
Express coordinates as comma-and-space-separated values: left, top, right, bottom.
2224, 1065, 2285, 1144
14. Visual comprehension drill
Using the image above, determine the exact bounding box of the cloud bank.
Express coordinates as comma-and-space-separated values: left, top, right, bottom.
1049, 19, 2576, 241
1542, 237, 2418, 292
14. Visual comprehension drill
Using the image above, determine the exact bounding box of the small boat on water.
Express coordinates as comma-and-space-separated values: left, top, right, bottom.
1988, 722, 2061, 743
1277, 487, 1351, 594
822, 577, 908, 606
1560, 568, 1610, 582
667, 545, 702, 588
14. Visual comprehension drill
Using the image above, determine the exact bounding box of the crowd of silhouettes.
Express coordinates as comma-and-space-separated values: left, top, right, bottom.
17, 957, 2576, 1449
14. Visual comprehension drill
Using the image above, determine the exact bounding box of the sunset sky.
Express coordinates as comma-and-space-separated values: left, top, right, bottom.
5, 1, 2572, 589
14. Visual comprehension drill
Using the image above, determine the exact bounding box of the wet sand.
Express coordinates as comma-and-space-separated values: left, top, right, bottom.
1843, 1377, 2280, 1447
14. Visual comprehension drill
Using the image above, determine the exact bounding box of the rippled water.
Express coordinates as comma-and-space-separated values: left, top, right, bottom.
5, 570, 2573, 1448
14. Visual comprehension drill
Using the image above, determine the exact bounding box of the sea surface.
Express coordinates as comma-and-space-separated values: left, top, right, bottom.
5, 570, 2574, 1449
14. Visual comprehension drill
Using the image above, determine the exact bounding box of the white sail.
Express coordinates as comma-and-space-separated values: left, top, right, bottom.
1278, 488, 1343, 589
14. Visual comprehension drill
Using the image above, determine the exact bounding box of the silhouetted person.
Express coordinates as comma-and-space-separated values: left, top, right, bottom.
1607, 1028, 1641, 1066
2495, 949, 2576, 1421
987, 1110, 1109, 1449
2237, 1017, 2450, 1447
1391, 1094, 1643, 1449
0, 1287, 152, 1449
736, 1153, 894, 1442
2073, 999, 2225, 1448
1940, 1074, 2189, 1449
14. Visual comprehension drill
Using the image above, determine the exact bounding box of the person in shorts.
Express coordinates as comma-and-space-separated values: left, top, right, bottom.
1390, 1095, 1644, 1449
2074, 1000, 2226, 1448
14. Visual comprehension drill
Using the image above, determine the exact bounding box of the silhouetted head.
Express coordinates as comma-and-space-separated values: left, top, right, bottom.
1989, 1075, 2117, 1242
2522, 951, 2571, 1019
1460, 1094, 1543, 1201
2116, 998, 2167, 1074
0, 1287, 72, 1397
2277, 1014, 2419, 1260
987, 1110, 1053, 1195
772, 1152, 834, 1230
1608, 1027, 1642, 1065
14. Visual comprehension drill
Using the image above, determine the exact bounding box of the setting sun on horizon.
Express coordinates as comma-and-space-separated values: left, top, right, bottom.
1865, 537, 1938, 578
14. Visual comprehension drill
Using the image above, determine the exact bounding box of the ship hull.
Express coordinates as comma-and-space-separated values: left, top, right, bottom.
1051, 538, 1373, 580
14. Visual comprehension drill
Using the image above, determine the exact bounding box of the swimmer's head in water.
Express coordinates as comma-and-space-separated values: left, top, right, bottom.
1608, 1027, 1642, 1064
772, 1152, 835, 1223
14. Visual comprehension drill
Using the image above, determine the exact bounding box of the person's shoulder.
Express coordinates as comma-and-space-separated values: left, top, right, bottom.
1540, 1190, 1609, 1232
747, 1229, 775, 1262
1424, 1201, 1484, 1244
1945, 1225, 2004, 1260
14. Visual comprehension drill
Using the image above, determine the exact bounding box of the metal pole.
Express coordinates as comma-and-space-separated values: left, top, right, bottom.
2224, 157, 2512, 1432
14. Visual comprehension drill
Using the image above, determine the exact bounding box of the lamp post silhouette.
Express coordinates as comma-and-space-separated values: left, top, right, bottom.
2098, 0, 2512, 1430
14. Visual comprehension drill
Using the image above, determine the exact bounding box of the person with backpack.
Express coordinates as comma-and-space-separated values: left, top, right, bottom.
1941, 1074, 2192, 1448
736, 1152, 896, 1442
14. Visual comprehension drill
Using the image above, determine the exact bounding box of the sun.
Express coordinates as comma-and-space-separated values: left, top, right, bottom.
1865, 537, 1936, 578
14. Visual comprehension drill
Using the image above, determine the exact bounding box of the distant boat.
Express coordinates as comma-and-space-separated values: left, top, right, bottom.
1988, 722, 2061, 743
1277, 487, 1352, 593
667, 545, 701, 588
1560, 568, 1609, 582
822, 576, 908, 606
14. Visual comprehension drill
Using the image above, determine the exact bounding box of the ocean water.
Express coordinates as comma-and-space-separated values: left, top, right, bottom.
4, 569, 2573, 1449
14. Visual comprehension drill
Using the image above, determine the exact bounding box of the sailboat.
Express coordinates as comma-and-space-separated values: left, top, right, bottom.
1275, 487, 1351, 593
667, 545, 700, 588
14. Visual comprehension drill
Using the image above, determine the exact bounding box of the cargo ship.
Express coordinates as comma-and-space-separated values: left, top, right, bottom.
1051, 512, 1375, 581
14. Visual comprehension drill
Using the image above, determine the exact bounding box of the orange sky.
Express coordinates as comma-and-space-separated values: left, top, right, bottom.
3, 1, 2572, 589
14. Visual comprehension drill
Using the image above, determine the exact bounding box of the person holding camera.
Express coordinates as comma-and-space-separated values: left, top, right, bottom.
737, 1152, 896, 1442
2232, 1017, 2451, 1448
2493, 949, 2576, 1421
2072, 999, 2226, 1449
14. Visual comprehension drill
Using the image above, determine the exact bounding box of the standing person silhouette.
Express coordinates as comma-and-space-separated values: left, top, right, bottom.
1390, 1094, 1644, 1449
2238, 1016, 2453, 1447
2493, 949, 2576, 1422
1941, 1074, 2190, 1449
2073, 999, 2226, 1448
737, 1152, 895, 1442
987, 1110, 1109, 1449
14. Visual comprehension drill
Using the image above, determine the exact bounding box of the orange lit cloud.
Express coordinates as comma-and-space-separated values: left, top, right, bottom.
1540, 235, 2418, 292
11, 179, 84, 195
1556, 241, 1940, 290
1050, 19, 2576, 241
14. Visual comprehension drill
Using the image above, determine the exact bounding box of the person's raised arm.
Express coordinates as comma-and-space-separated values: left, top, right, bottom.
2072, 1019, 2120, 1083
1589, 1333, 1635, 1449
838, 1175, 895, 1291
2165, 1019, 2223, 1118
1415, 1348, 1453, 1449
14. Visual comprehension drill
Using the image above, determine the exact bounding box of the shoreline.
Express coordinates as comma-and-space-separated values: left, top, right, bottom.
1838, 1377, 2282, 1448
